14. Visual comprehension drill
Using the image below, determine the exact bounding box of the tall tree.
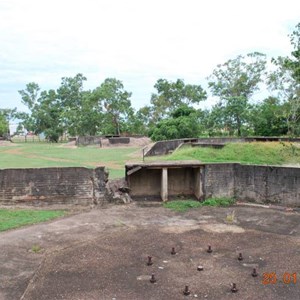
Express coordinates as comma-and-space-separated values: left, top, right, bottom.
150, 79, 207, 122
268, 23, 300, 135
0, 110, 9, 136
208, 52, 267, 136
95, 78, 133, 135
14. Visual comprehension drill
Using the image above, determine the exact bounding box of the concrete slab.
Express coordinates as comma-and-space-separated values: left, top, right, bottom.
0, 204, 299, 300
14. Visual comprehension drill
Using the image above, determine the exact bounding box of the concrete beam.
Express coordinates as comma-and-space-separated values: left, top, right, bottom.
161, 167, 168, 201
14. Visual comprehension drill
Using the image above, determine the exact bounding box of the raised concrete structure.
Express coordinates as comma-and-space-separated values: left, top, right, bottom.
125, 161, 204, 201
126, 161, 300, 207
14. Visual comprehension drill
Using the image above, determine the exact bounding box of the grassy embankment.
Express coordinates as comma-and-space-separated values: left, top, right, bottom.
0, 209, 66, 232
154, 142, 300, 165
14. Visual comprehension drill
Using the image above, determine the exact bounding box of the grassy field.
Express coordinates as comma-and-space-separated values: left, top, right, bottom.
158, 142, 300, 165
0, 143, 142, 178
0, 209, 66, 232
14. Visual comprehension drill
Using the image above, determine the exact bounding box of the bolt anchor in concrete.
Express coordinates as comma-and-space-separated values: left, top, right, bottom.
207, 245, 212, 253
238, 253, 243, 261
231, 283, 238, 293
197, 265, 204, 271
252, 268, 258, 277
171, 247, 176, 255
150, 273, 157, 283
183, 285, 191, 296
147, 256, 153, 266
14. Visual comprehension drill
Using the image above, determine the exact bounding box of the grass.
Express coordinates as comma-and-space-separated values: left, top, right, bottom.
0, 209, 66, 232
0, 143, 141, 179
153, 142, 300, 165
163, 198, 235, 212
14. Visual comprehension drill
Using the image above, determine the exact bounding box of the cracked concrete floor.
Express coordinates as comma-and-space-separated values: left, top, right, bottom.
0, 203, 299, 300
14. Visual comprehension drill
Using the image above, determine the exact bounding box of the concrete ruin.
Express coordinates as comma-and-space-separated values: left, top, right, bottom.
0, 161, 299, 207
126, 161, 300, 207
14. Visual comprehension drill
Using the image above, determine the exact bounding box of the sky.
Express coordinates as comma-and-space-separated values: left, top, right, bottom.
0, 0, 299, 117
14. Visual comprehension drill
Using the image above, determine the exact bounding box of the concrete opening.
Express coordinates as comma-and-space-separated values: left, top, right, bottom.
125, 161, 204, 201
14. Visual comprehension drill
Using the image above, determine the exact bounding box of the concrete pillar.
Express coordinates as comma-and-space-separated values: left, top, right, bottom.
194, 167, 203, 200
161, 167, 168, 201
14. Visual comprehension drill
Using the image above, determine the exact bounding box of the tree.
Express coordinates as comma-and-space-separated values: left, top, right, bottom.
250, 97, 288, 136
208, 52, 267, 136
149, 105, 201, 141
268, 23, 300, 135
95, 78, 133, 135
57, 73, 88, 136
150, 79, 207, 122
0, 110, 9, 137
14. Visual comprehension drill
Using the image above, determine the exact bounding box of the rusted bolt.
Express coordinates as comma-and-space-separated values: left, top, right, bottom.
150, 273, 156, 283
231, 283, 238, 293
147, 256, 153, 266
171, 247, 176, 255
207, 245, 212, 253
197, 265, 204, 271
252, 268, 258, 277
238, 253, 243, 261
183, 285, 191, 296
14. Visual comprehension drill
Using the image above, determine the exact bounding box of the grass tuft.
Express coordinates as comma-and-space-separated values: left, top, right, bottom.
163, 198, 235, 212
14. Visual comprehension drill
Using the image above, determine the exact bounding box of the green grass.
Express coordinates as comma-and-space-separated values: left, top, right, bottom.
163, 198, 235, 212
153, 142, 300, 165
0, 143, 141, 178
0, 209, 66, 232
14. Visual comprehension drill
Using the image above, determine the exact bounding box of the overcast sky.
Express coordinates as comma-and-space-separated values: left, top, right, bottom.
0, 0, 299, 114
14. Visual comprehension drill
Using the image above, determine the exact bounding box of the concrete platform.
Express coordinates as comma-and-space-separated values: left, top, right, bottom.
0, 203, 299, 300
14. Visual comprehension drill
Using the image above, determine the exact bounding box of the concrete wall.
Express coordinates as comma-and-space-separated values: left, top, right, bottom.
0, 167, 108, 206
203, 164, 236, 199
127, 168, 161, 198
203, 164, 300, 207
235, 165, 300, 206
76, 136, 102, 146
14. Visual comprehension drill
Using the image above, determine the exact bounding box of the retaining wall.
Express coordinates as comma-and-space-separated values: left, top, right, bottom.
204, 163, 300, 207
0, 167, 108, 206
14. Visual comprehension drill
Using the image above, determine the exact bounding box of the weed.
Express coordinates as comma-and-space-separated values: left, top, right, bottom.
163, 198, 235, 212
31, 244, 42, 253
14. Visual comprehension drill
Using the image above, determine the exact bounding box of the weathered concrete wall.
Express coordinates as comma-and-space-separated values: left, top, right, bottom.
203, 163, 236, 199
202, 164, 300, 207
109, 137, 130, 144
76, 136, 102, 146
235, 165, 300, 206
127, 168, 161, 198
0, 167, 108, 206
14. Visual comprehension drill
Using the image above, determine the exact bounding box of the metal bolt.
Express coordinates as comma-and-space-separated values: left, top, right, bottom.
183, 285, 191, 296
207, 245, 212, 253
197, 265, 204, 271
238, 253, 243, 261
231, 283, 238, 293
147, 256, 153, 266
252, 268, 258, 277
171, 247, 176, 255
150, 273, 156, 283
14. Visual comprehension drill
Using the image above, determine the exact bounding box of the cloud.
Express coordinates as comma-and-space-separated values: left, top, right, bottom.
0, 0, 299, 111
